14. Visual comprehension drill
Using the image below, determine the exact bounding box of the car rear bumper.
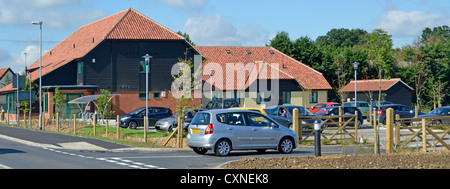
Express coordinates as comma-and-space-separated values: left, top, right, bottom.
186, 133, 217, 150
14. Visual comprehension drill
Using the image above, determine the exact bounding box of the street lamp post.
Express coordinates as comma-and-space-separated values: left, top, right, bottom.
31, 20, 43, 130
142, 54, 152, 132
352, 62, 359, 107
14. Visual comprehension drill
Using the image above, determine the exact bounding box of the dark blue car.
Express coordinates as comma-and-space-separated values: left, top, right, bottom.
377, 104, 424, 125
119, 107, 173, 129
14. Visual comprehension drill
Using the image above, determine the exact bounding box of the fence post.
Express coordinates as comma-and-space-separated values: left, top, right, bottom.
293, 108, 299, 143
73, 114, 76, 135
56, 113, 59, 132
373, 107, 378, 154
395, 114, 400, 150
144, 116, 147, 143
116, 115, 120, 139
422, 118, 427, 152
386, 108, 394, 154
177, 116, 183, 148
93, 114, 96, 136
106, 117, 109, 136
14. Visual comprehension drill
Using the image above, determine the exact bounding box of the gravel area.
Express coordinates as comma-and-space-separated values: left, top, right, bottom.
221, 150, 450, 169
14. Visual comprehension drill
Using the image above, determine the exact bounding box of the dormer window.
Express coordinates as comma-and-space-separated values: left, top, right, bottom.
246, 50, 251, 54
226, 50, 231, 54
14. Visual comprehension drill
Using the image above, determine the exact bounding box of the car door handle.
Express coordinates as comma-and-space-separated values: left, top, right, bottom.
252, 128, 257, 131
227, 127, 233, 130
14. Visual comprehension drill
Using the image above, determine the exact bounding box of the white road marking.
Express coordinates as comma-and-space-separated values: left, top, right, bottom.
43, 147, 163, 169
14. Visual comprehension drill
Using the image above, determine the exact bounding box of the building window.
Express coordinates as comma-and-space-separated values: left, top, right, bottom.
77, 61, 82, 74
139, 92, 148, 99
44, 93, 48, 113
283, 91, 291, 104
153, 92, 161, 99
6, 93, 15, 113
139, 60, 146, 73
310, 91, 318, 103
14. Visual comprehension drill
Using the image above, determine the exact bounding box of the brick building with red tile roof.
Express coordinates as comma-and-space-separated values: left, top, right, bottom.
0, 8, 332, 121
196, 46, 332, 108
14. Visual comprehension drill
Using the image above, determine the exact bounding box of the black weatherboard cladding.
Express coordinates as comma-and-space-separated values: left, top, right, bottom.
81, 40, 196, 92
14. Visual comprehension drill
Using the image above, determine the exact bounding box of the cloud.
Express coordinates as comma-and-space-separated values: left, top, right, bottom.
183, 14, 269, 46
0, 0, 105, 30
376, 10, 450, 37
0, 45, 43, 73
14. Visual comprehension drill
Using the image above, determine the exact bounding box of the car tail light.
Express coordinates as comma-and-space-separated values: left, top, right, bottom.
169, 110, 173, 115
205, 123, 214, 135
379, 110, 385, 115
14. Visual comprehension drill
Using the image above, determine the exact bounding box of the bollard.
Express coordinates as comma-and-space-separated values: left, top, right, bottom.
314, 120, 321, 157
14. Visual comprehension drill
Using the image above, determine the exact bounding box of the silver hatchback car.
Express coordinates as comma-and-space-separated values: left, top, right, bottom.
187, 109, 298, 156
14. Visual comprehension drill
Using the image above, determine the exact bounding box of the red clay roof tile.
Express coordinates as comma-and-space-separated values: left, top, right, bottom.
196, 46, 332, 90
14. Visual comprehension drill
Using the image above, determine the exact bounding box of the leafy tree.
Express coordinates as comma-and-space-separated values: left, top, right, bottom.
269, 31, 294, 57
316, 28, 368, 48
177, 31, 196, 46
96, 89, 115, 122
1, 74, 12, 88
51, 86, 65, 116
364, 29, 394, 107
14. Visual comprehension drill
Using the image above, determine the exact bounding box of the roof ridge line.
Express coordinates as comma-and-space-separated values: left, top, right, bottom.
132, 9, 185, 40
104, 8, 132, 40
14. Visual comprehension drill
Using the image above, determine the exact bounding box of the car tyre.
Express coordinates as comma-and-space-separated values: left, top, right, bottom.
128, 121, 138, 129
278, 137, 294, 154
214, 139, 231, 156
192, 147, 208, 155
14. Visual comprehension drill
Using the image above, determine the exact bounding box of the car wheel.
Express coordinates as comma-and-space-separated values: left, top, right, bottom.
192, 147, 208, 155
357, 120, 362, 129
214, 139, 231, 156
128, 121, 138, 129
278, 137, 294, 154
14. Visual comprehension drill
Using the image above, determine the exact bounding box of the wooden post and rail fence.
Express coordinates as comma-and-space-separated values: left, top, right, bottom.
292, 107, 450, 154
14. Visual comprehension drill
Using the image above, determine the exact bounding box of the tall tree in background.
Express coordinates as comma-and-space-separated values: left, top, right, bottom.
269, 31, 294, 57
365, 29, 393, 107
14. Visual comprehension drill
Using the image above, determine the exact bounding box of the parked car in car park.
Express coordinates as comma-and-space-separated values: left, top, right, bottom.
204, 99, 240, 109
314, 106, 363, 128
369, 101, 393, 108
308, 102, 341, 114
265, 105, 319, 129
119, 107, 173, 129
417, 106, 450, 125
155, 108, 206, 132
229, 107, 268, 115
377, 104, 424, 125
187, 109, 298, 156
343, 101, 370, 118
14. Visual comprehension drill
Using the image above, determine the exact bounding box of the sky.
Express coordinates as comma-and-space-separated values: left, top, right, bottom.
0, 0, 449, 74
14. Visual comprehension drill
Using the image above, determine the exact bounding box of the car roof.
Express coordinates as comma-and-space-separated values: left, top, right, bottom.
202, 109, 264, 114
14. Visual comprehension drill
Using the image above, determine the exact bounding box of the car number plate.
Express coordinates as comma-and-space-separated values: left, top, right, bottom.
192, 129, 200, 133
